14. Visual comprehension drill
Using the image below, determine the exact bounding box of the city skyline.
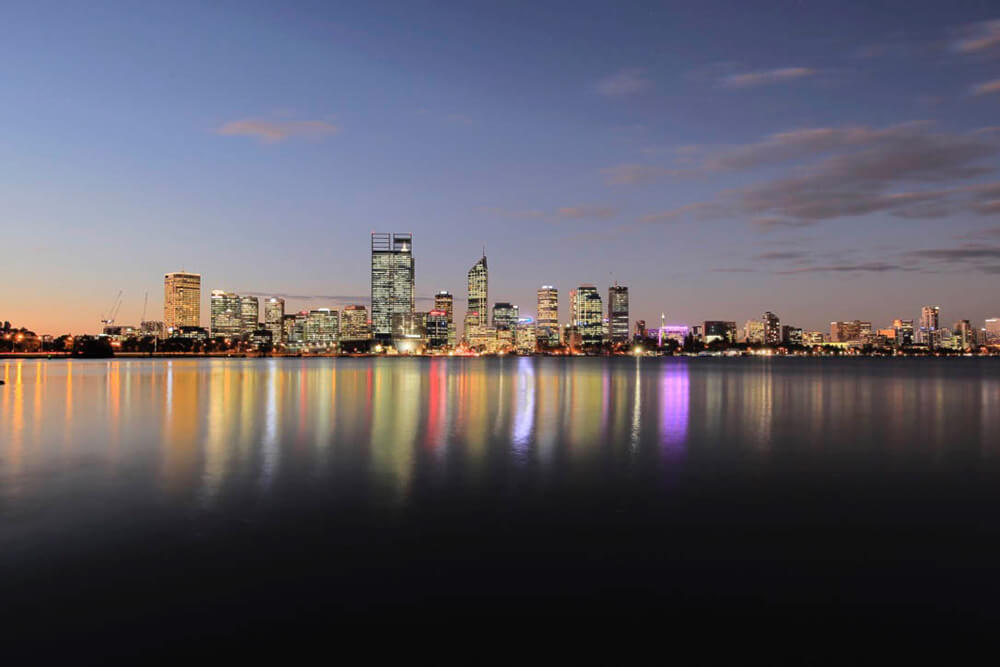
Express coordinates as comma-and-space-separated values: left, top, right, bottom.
4, 3, 1000, 334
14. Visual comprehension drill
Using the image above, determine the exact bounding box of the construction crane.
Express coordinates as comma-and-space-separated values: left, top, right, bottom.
101, 290, 123, 327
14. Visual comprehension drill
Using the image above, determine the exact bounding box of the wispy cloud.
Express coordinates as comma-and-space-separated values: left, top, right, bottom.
775, 262, 904, 275
722, 67, 815, 88
953, 19, 1000, 53
555, 205, 618, 220
601, 164, 678, 185
972, 79, 1000, 96
217, 117, 340, 143
483, 205, 618, 221
595, 69, 650, 96
639, 202, 717, 224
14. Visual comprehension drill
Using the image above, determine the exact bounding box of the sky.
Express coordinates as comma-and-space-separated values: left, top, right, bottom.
2, 0, 1000, 335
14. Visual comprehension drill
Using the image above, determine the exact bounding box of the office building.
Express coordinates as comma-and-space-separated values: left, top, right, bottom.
434, 291, 455, 347
893, 319, 914, 346
210, 290, 242, 337
574, 285, 603, 347
762, 311, 780, 345
954, 320, 974, 350
781, 325, 803, 345
164, 271, 201, 330
536, 286, 559, 345
744, 320, 765, 344
426, 310, 449, 349
608, 284, 629, 344
830, 320, 864, 343
985, 318, 1000, 344
492, 302, 518, 330
140, 320, 166, 340
634, 320, 646, 340
240, 295, 259, 337
304, 308, 339, 350
341, 305, 371, 341
371, 233, 415, 343
465, 254, 488, 338
264, 297, 285, 345
703, 321, 737, 345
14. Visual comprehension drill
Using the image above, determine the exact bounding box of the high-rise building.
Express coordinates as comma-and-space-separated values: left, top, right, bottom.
920, 306, 940, 332
304, 309, 339, 350
536, 286, 559, 344
893, 318, 914, 346
744, 320, 765, 344
574, 285, 603, 347
465, 254, 488, 338
341, 305, 371, 341
434, 291, 455, 347
426, 310, 449, 349
371, 233, 415, 343
985, 318, 1000, 344
703, 321, 737, 344
210, 290, 242, 337
492, 302, 518, 330
954, 320, 974, 350
608, 284, 629, 344
830, 320, 864, 343
802, 331, 825, 346
140, 320, 166, 340
164, 271, 201, 330
239, 296, 259, 337
762, 311, 780, 345
264, 297, 285, 345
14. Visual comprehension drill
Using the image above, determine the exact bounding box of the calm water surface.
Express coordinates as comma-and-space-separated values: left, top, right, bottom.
3, 357, 1000, 656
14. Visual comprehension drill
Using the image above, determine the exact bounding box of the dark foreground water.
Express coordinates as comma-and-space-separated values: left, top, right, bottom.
3, 357, 1000, 659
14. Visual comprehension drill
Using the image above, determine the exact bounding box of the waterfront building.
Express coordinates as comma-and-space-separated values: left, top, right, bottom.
536, 286, 559, 345
634, 320, 646, 340
341, 305, 371, 341
426, 310, 449, 350
239, 296, 259, 337
762, 311, 781, 345
492, 302, 518, 330
743, 320, 765, 344
830, 320, 864, 343
465, 254, 488, 339
371, 233, 415, 343
304, 308, 339, 350
573, 285, 603, 347
703, 321, 737, 345
248, 329, 273, 351
986, 318, 1000, 344
515, 319, 537, 354
893, 318, 915, 346
210, 290, 242, 338
434, 291, 455, 347
140, 320, 166, 340
608, 284, 629, 344
918, 305, 940, 345
954, 320, 974, 350
164, 271, 201, 330
781, 325, 803, 346
264, 297, 285, 345
801, 331, 825, 346
284, 312, 308, 350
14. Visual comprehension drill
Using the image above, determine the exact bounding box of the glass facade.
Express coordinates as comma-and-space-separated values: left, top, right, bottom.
164, 272, 201, 330
608, 285, 629, 344
371, 233, 415, 341
210, 290, 242, 337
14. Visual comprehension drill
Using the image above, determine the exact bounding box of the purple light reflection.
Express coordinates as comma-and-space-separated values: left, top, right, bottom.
659, 361, 690, 455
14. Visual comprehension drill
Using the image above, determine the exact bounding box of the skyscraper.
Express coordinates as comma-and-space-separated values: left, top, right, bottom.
164, 271, 201, 330
240, 295, 259, 337
608, 284, 629, 344
574, 285, 603, 347
920, 306, 940, 331
492, 302, 518, 330
264, 297, 285, 345
536, 286, 558, 344
762, 311, 780, 345
371, 233, 415, 343
986, 318, 1000, 344
210, 290, 242, 337
341, 305, 371, 341
434, 291, 455, 347
465, 254, 488, 338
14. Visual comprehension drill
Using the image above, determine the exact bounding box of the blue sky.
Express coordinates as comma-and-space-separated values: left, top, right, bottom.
2, 1, 1000, 334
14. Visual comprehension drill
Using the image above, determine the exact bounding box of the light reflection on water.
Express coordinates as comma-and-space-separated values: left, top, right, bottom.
2, 358, 1000, 513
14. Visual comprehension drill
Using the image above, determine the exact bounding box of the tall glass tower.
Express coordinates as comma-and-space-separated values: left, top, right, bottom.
608, 284, 629, 344
264, 297, 285, 344
371, 233, 415, 342
465, 254, 488, 338
164, 271, 201, 330
240, 295, 260, 337
574, 285, 603, 347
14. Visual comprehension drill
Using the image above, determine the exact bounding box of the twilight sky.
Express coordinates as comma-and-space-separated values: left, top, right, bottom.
3, 0, 1000, 335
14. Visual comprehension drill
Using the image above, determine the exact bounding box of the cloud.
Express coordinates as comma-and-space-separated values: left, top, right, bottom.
775, 262, 904, 274
722, 67, 815, 88
555, 205, 618, 220
972, 79, 1000, 96
639, 202, 717, 224
595, 69, 650, 96
954, 19, 1000, 53
753, 251, 809, 261
217, 118, 340, 143
751, 217, 816, 232
903, 244, 1000, 262
601, 164, 678, 185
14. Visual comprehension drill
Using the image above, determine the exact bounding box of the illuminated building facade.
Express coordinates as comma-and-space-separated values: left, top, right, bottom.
240, 295, 259, 337
426, 310, 449, 349
465, 255, 488, 339
304, 308, 339, 350
434, 291, 455, 347
536, 286, 559, 345
164, 271, 201, 330
210, 290, 242, 337
264, 297, 285, 345
703, 321, 736, 344
574, 285, 603, 347
743, 320, 765, 344
986, 318, 1000, 344
607, 284, 629, 344
762, 311, 780, 345
893, 318, 914, 346
781, 325, 803, 345
341, 305, 371, 341
492, 302, 518, 330
371, 233, 415, 343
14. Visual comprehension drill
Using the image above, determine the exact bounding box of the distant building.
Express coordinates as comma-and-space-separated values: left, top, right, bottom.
918, 305, 940, 345
371, 233, 414, 343
164, 271, 201, 330
426, 310, 450, 349
264, 297, 285, 346
465, 254, 488, 339
954, 320, 974, 350
210, 290, 242, 338
140, 320, 166, 340
634, 320, 646, 340
743, 320, 765, 344
434, 291, 455, 347
248, 329, 273, 351
574, 285, 603, 347
762, 311, 780, 345
781, 325, 803, 345
608, 284, 629, 344
304, 309, 339, 350
986, 318, 1000, 344
492, 302, 518, 330
536, 286, 559, 345
239, 296, 259, 337
893, 318, 914, 346
703, 321, 736, 345
830, 320, 864, 343
341, 305, 371, 341
801, 331, 825, 346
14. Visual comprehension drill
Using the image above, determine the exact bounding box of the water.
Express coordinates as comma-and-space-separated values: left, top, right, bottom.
3, 357, 1000, 657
